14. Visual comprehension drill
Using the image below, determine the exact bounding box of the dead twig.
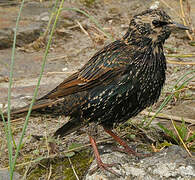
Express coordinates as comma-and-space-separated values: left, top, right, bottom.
160, 0, 193, 40
167, 60, 195, 65
136, 126, 156, 143
45, 125, 50, 156
47, 164, 52, 180
166, 54, 195, 58
46, 72, 74, 76
170, 118, 193, 157
141, 110, 195, 124
76, 20, 90, 37
68, 157, 80, 180
179, 0, 193, 40
21, 160, 32, 180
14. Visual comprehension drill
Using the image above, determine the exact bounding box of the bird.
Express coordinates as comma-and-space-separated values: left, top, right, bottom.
1, 9, 189, 176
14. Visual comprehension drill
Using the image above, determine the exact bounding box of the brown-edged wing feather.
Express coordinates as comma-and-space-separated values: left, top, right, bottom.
45, 40, 129, 99
40, 72, 84, 99
1, 40, 129, 119
78, 40, 128, 81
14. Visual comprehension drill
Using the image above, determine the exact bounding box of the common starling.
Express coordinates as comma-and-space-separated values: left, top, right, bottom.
1, 9, 189, 176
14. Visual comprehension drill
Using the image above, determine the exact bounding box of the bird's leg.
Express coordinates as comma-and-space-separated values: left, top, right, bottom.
103, 127, 142, 157
89, 135, 121, 177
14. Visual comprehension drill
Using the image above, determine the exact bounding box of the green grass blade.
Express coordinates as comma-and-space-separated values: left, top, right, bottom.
157, 123, 179, 144
173, 70, 195, 91
177, 118, 187, 140
5, 0, 26, 176
11, 0, 63, 178
186, 132, 195, 143
146, 70, 195, 127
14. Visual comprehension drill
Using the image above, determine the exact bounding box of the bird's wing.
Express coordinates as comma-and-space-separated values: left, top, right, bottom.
2, 40, 129, 118
45, 40, 129, 99
79, 40, 129, 81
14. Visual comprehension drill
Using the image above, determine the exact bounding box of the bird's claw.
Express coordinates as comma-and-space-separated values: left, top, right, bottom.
89, 162, 121, 177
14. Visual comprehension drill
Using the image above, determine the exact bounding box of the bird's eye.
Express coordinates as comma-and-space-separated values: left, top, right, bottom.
152, 20, 168, 27
152, 20, 160, 26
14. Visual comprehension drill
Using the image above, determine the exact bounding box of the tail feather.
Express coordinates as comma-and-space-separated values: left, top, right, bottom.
1, 107, 29, 121
54, 117, 84, 138
0, 98, 64, 121
1, 96, 84, 137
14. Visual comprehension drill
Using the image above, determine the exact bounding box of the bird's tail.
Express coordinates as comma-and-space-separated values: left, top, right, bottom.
54, 117, 84, 138
1, 106, 31, 121
0, 98, 63, 121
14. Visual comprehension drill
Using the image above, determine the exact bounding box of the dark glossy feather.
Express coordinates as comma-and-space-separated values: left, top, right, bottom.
1, 9, 186, 139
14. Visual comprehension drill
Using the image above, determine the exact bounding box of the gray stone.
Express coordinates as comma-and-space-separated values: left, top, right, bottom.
0, 170, 21, 180
85, 145, 195, 180
0, 22, 43, 50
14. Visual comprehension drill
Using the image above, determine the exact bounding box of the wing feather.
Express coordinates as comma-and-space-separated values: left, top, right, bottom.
41, 40, 129, 100
1, 40, 131, 119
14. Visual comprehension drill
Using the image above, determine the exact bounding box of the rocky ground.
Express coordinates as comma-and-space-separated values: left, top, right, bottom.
0, 0, 195, 179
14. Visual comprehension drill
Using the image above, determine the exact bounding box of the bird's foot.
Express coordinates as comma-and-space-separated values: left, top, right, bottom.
103, 128, 151, 157
89, 135, 122, 177
89, 161, 121, 177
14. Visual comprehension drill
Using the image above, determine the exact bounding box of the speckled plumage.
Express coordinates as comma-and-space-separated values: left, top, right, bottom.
47, 9, 170, 135
3, 9, 187, 136
2, 9, 189, 175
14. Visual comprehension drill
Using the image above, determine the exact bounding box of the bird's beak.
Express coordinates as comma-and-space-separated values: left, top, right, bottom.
169, 21, 189, 30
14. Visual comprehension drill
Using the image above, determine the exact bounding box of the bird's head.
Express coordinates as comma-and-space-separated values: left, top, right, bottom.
124, 9, 189, 46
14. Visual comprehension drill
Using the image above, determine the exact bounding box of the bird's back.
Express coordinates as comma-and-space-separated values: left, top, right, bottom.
2, 39, 166, 131
77, 41, 166, 128
2, 9, 175, 137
